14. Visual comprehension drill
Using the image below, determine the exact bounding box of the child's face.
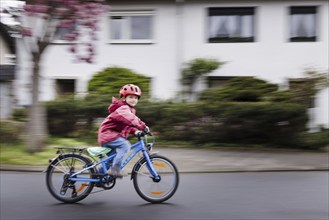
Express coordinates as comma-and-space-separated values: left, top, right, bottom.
124, 95, 139, 107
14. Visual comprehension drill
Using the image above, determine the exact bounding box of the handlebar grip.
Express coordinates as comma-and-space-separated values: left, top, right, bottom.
136, 132, 145, 138
136, 131, 153, 137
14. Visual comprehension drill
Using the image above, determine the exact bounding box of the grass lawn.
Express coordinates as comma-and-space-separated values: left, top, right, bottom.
0, 138, 90, 166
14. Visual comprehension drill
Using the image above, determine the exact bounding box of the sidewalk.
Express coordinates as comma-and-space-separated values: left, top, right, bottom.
1, 147, 328, 173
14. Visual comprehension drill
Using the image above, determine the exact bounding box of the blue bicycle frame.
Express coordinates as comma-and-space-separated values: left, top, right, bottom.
68, 136, 160, 183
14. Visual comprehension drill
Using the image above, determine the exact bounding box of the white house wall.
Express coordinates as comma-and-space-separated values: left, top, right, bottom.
15, 2, 180, 103
183, 1, 328, 81
15, 0, 328, 127
182, 0, 328, 128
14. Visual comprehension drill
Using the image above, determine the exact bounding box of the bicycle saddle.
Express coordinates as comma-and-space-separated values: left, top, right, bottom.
87, 147, 112, 157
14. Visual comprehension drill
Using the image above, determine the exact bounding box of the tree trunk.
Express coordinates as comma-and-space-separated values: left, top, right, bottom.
26, 53, 48, 153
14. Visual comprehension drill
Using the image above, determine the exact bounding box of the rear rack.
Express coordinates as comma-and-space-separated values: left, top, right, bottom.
55, 147, 86, 155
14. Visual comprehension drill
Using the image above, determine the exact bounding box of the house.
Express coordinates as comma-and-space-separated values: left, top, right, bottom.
0, 0, 24, 119
14, 0, 329, 128
0, 22, 16, 119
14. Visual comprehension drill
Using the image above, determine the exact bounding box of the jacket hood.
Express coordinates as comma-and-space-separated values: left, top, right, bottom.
108, 97, 126, 113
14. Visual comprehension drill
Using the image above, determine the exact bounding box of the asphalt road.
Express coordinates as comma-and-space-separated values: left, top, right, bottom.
1, 171, 328, 220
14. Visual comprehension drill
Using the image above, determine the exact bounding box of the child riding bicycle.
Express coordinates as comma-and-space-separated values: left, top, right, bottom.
97, 84, 149, 177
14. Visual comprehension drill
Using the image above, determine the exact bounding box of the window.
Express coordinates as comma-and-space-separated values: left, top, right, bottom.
110, 11, 154, 43
208, 7, 255, 43
56, 79, 75, 96
289, 6, 317, 42
53, 24, 76, 43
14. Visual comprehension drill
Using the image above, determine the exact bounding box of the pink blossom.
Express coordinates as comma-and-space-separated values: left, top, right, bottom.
59, 20, 75, 28
21, 28, 32, 37
23, 5, 33, 12
33, 5, 50, 13
54, 8, 70, 16
69, 45, 76, 53
22, 0, 108, 64
63, 33, 77, 41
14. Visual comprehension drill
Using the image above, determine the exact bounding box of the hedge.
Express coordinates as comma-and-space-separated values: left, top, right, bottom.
139, 102, 307, 146
46, 98, 308, 147
199, 77, 278, 102
0, 120, 25, 144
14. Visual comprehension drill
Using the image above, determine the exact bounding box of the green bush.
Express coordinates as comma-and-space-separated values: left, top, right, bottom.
155, 102, 308, 146
88, 67, 151, 98
11, 107, 28, 121
47, 73, 322, 149
199, 77, 278, 102
46, 97, 80, 136
0, 120, 25, 144
46, 97, 310, 147
46, 95, 110, 137
297, 129, 329, 150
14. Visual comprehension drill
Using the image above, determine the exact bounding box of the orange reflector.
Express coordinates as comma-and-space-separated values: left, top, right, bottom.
154, 163, 166, 168
150, 191, 164, 195
77, 183, 88, 193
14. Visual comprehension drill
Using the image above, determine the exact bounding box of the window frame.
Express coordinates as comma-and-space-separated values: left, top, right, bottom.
109, 10, 155, 44
207, 7, 256, 43
289, 6, 317, 42
52, 22, 78, 45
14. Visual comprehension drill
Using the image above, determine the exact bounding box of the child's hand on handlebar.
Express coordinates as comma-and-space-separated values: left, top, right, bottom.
144, 126, 150, 133
135, 130, 143, 137
135, 127, 152, 137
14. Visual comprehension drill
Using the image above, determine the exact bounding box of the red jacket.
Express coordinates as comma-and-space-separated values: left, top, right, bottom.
98, 97, 146, 145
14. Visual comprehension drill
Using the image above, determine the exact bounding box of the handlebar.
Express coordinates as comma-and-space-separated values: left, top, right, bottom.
136, 131, 153, 138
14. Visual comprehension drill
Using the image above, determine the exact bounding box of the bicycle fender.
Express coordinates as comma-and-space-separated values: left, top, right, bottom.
48, 153, 76, 164
130, 153, 160, 180
46, 153, 93, 172
131, 157, 146, 180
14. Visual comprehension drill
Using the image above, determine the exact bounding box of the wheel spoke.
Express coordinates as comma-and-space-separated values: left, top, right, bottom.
50, 163, 69, 174
46, 154, 95, 203
136, 171, 152, 178
133, 155, 179, 203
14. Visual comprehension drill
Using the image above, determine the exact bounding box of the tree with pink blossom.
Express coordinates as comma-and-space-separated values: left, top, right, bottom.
20, 0, 108, 152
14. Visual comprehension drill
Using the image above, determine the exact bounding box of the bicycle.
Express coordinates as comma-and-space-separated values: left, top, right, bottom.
45, 132, 179, 204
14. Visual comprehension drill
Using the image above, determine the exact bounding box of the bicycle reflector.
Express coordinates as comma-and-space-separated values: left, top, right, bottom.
153, 163, 166, 168
150, 191, 165, 195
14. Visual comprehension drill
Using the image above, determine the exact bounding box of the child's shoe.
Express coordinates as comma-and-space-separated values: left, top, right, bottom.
116, 170, 128, 177
107, 169, 127, 178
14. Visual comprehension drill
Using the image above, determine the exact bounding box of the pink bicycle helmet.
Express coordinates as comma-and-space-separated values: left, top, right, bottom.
119, 84, 142, 98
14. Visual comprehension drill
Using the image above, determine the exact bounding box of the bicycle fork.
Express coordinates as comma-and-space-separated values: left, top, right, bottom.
141, 151, 161, 182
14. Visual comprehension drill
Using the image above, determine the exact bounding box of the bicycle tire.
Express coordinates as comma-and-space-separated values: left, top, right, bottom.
46, 154, 95, 203
133, 155, 179, 203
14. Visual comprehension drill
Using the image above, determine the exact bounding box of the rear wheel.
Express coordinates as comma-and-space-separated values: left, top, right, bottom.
133, 155, 179, 203
46, 154, 95, 203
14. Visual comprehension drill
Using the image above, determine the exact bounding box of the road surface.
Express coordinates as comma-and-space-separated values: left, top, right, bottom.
1, 171, 328, 220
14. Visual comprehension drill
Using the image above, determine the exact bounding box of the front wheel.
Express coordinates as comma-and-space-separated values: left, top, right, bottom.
133, 155, 179, 203
46, 154, 95, 203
